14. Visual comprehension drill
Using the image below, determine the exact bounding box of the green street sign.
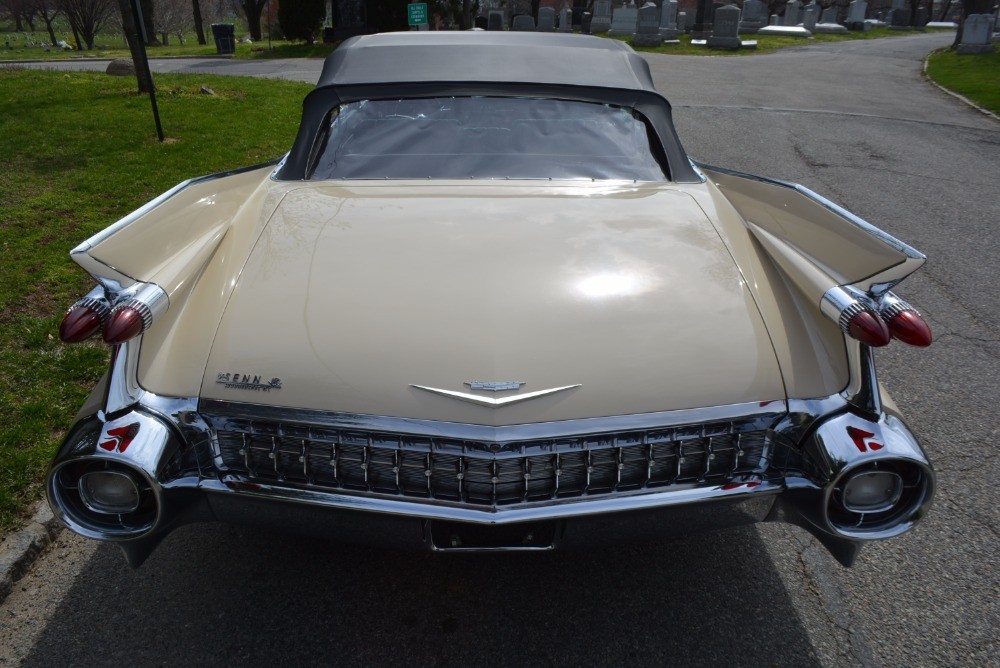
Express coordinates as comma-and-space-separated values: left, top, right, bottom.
407, 3, 428, 25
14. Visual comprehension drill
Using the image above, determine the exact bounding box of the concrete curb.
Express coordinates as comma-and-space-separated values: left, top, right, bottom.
922, 53, 1000, 122
0, 502, 62, 604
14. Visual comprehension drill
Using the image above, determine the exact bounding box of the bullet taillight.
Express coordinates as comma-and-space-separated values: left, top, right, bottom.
60, 283, 167, 346
103, 304, 150, 344
844, 308, 891, 347
58, 293, 111, 343
823, 286, 931, 349
822, 286, 891, 347
880, 295, 932, 347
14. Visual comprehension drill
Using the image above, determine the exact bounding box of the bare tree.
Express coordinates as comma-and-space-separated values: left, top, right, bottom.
154, 0, 190, 43
30, 0, 61, 46
58, 0, 114, 49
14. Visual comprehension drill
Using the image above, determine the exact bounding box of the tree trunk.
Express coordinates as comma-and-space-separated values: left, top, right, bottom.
139, 0, 160, 45
161, 31, 168, 44
192, 0, 206, 44
69, 21, 82, 50
116, 0, 155, 93
42, 12, 59, 46
243, 0, 263, 41
936, 0, 952, 21
14, 13, 23, 32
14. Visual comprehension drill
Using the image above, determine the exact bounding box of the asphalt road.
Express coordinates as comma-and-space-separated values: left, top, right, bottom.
4, 33, 998, 667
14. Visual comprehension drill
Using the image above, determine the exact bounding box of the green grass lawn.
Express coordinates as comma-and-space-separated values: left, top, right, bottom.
0, 23, 336, 61
0, 68, 312, 533
926, 49, 1000, 115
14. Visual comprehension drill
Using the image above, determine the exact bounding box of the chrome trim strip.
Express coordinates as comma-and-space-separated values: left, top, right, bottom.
841, 342, 881, 418
197, 398, 788, 441
69, 252, 136, 293
199, 476, 782, 525
410, 384, 582, 407
696, 162, 925, 261
105, 338, 146, 414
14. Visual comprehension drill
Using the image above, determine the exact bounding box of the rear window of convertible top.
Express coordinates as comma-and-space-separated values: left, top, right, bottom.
307, 97, 668, 181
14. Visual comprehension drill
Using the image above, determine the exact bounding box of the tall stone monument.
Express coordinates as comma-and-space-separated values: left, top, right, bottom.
782, 0, 801, 26
659, 0, 680, 38
691, 0, 715, 38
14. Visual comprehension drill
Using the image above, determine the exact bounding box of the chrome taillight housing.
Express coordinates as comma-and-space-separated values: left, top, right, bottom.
821, 285, 891, 347
822, 285, 931, 348
59, 282, 168, 345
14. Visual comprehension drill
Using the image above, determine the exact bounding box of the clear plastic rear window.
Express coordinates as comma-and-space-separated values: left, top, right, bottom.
307, 97, 668, 181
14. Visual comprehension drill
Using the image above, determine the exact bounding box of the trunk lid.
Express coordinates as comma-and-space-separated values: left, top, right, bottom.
202, 182, 784, 425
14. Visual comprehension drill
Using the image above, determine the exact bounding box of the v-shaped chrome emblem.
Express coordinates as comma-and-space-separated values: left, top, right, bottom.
410, 384, 581, 407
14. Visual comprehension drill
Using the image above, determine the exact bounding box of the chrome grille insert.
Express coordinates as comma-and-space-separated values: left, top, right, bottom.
205, 412, 773, 508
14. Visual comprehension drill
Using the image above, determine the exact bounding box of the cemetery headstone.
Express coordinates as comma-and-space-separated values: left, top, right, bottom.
582, 11, 593, 32
739, 0, 768, 33
707, 4, 742, 48
783, 0, 801, 25
888, 6, 911, 29
559, 7, 572, 31
537, 6, 556, 30
609, 5, 639, 35
820, 6, 837, 23
691, 0, 715, 38
659, 0, 681, 38
591, 0, 612, 33
956, 14, 995, 53
632, 2, 664, 46
802, 2, 820, 30
487, 10, 505, 30
845, 0, 867, 29
512, 14, 535, 30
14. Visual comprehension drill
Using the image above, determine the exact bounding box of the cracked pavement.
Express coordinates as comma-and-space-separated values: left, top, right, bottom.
6, 32, 998, 667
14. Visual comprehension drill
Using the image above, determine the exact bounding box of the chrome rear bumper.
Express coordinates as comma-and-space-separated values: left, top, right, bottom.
47, 374, 934, 568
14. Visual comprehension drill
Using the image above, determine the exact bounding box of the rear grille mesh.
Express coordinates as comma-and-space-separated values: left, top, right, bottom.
207, 415, 770, 507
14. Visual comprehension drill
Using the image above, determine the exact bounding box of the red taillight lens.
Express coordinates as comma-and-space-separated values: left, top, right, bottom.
846, 310, 891, 347
886, 309, 932, 347
103, 307, 146, 344
59, 305, 104, 343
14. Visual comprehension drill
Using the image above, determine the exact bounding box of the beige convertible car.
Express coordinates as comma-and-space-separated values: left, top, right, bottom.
48, 32, 935, 567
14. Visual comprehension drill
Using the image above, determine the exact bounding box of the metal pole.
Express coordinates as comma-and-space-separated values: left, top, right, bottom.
130, 0, 164, 142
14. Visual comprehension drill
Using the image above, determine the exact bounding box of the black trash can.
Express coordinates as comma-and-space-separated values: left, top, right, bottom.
210, 23, 235, 55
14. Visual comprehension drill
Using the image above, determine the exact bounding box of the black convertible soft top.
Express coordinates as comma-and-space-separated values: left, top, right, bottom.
278, 32, 700, 183
316, 32, 659, 91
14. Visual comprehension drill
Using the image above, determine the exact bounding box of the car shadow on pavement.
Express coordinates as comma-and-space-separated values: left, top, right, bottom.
23, 523, 818, 667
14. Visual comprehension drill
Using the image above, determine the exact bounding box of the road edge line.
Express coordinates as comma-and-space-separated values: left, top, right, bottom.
0, 502, 62, 604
